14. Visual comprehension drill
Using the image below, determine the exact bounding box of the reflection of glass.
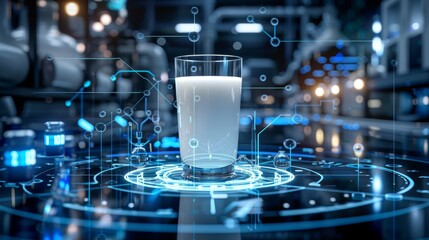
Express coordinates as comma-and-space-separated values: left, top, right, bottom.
175, 55, 242, 179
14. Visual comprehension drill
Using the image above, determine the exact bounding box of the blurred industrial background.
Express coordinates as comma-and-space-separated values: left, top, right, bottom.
1, 0, 428, 136
1, 0, 429, 239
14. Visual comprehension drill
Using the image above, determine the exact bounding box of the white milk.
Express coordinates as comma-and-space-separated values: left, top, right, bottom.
176, 76, 242, 169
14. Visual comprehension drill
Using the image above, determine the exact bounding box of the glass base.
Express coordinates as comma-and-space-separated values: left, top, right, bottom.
182, 164, 236, 182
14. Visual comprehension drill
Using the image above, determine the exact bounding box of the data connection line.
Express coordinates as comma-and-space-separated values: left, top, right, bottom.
52, 56, 172, 106
247, 17, 387, 46
256, 114, 292, 166
110, 69, 156, 81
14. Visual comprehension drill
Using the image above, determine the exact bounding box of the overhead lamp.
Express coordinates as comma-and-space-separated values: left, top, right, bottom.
175, 23, 201, 33
65, 2, 79, 16
234, 23, 263, 33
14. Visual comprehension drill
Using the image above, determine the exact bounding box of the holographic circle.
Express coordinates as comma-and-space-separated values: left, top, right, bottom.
292, 114, 303, 124
123, 107, 134, 116
83, 131, 93, 139
191, 66, 197, 72
270, 18, 279, 26
283, 138, 297, 150
391, 60, 398, 67
259, 7, 266, 14
270, 37, 280, 47
46, 55, 53, 61
116, 108, 122, 114
145, 110, 152, 116
143, 90, 151, 96
191, 6, 199, 14
261, 94, 268, 101
154, 125, 162, 134
173, 101, 178, 108
188, 31, 200, 42
194, 95, 201, 101
99, 111, 106, 118
95, 122, 106, 133
247, 15, 254, 23
285, 85, 292, 91
189, 138, 199, 148
260, 75, 267, 82
124, 164, 295, 192
353, 143, 365, 153
167, 84, 173, 90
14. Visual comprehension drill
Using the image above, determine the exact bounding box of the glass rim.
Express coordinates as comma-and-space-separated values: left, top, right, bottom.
175, 54, 242, 63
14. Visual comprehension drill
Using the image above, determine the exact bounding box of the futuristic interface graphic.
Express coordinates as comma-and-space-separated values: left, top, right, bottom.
1, 1, 429, 240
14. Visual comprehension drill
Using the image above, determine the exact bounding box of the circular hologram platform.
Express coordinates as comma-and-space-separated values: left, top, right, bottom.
124, 164, 295, 192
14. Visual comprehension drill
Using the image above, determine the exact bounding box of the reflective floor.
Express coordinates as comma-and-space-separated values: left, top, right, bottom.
1, 114, 429, 239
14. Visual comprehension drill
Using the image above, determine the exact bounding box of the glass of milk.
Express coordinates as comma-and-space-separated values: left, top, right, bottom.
175, 55, 242, 180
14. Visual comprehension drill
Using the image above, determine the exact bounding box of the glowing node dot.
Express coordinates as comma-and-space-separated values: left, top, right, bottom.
189, 138, 199, 148
143, 90, 151, 96
188, 31, 200, 42
99, 111, 106, 117
283, 138, 297, 150
270, 37, 280, 47
270, 18, 279, 26
260, 75, 267, 82
191, 66, 197, 72
123, 107, 134, 116
353, 143, 364, 153
136, 32, 144, 39
110, 75, 117, 81
116, 108, 122, 114
128, 202, 135, 208
154, 125, 162, 134
191, 7, 199, 15
261, 94, 268, 101
83, 131, 93, 139
247, 15, 254, 23
95, 122, 106, 133
285, 85, 292, 91
283, 203, 290, 208
309, 200, 316, 205
259, 7, 266, 14
65, 101, 72, 107
151, 115, 160, 123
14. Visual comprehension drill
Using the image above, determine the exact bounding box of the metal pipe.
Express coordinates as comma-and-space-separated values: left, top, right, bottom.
28, 0, 39, 89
